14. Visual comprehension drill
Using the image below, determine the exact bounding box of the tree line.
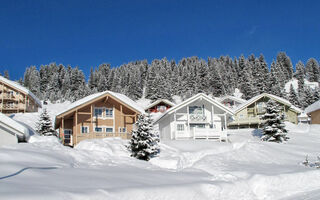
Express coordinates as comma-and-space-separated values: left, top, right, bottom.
21, 52, 320, 109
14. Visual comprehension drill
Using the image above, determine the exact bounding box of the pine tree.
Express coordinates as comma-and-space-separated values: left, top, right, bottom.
288, 84, 300, 107
306, 58, 320, 82
36, 108, 56, 136
128, 114, 159, 161
4, 70, 9, 79
261, 100, 289, 142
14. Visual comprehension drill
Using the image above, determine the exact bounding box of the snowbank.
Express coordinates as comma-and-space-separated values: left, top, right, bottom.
1, 122, 320, 199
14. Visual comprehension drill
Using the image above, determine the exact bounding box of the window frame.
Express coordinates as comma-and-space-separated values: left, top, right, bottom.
105, 107, 114, 118
105, 127, 114, 133
118, 127, 127, 133
94, 107, 104, 118
94, 126, 103, 133
177, 124, 185, 131
189, 105, 204, 115
81, 126, 89, 134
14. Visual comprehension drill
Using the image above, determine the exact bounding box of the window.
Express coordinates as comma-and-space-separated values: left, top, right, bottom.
94, 127, 103, 132
64, 130, 72, 144
257, 102, 266, 113
105, 108, 113, 118
190, 124, 205, 129
118, 127, 127, 133
157, 105, 166, 112
177, 124, 184, 131
81, 126, 89, 134
94, 108, 103, 118
189, 106, 204, 115
106, 127, 113, 133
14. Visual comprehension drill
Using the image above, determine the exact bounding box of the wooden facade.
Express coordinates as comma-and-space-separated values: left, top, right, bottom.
309, 110, 320, 124
228, 94, 301, 128
0, 78, 41, 114
55, 93, 142, 146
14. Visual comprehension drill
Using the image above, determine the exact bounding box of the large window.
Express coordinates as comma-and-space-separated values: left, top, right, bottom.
257, 102, 266, 113
105, 108, 113, 118
64, 130, 72, 144
94, 108, 103, 118
189, 106, 204, 115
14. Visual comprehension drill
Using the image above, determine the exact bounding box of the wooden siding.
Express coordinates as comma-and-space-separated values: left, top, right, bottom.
56, 94, 140, 146
0, 81, 40, 114
310, 109, 320, 124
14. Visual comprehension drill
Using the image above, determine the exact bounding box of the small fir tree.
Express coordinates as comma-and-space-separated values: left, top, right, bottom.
260, 99, 289, 142
36, 108, 56, 136
128, 114, 159, 161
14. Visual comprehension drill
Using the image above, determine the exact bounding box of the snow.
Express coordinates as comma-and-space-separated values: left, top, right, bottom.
0, 113, 27, 138
305, 100, 320, 114
285, 78, 319, 93
233, 88, 243, 98
0, 75, 42, 107
56, 91, 145, 117
144, 99, 175, 110
1, 118, 320, 199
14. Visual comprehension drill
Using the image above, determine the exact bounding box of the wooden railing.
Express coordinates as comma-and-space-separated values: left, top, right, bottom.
229, 116, 266, 125
191, 128, 227, 141
75, 132, 131, 144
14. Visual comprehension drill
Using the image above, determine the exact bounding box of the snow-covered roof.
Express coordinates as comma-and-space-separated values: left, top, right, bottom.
56, 91, 145, 117
144, 99, 175, 110
154, 93, 234, 123
0, 112, 29, 138
218, 95, 246, 104
234, 93, 303, 114
0, 76, 42, 107
305, 100, 320, 114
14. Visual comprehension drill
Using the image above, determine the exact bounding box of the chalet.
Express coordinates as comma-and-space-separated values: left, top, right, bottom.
305, 100, 320, 124
218, 95, 246, 109
0, 76, 41, 114
228, 93, 302, 128
145, 99, 175, 113
0, 113, 31, 147
155, 93, 234, 141
55, 91, 145, 146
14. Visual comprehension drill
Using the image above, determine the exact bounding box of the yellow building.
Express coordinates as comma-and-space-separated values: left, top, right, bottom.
228, 93, 302, 128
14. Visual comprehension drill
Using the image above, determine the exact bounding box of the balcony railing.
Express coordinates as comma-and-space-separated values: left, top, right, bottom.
189, 114, 207, 123
228, 116, 266, 125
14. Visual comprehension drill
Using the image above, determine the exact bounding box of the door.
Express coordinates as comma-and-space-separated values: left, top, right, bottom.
64, 129, 72, 145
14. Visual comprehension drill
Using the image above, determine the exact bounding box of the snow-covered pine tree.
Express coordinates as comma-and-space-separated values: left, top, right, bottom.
36, 108, 56, 136
288, 84, 300, 107
306, 58, 320, 82
128, 114, 159, 161
260, 99, 289, 142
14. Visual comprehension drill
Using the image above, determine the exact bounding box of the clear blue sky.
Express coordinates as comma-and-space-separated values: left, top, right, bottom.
1, 0, 320, 80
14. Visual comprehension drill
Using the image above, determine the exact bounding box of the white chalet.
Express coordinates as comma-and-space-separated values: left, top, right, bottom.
155, 93, 234, 141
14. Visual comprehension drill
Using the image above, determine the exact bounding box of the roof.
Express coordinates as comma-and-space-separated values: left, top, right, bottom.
154, 93, 234, 123
144, 99, 175, 110
0, 113, 28, 138
0, 76, 42, 107
234, 93, 303, 114
305, 100, 320, 114
56, 91, 145, 118
218, 95, 246, 104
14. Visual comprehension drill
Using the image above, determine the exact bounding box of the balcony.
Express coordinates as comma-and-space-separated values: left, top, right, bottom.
75, 132, 131, 143
189, 114, 207, 123
228, 116, 266, 126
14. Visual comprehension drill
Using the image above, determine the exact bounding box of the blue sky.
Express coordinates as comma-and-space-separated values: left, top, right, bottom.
1, 0, 320, 80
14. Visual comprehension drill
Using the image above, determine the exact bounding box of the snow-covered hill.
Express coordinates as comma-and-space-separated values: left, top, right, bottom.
1, 121, 320, 199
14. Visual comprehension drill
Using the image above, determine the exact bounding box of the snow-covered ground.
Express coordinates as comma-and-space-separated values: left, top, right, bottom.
1, 119, 320, 199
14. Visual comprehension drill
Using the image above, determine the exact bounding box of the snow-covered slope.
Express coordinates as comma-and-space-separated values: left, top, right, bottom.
1, 122, 320, 199
285, 78, 319, 93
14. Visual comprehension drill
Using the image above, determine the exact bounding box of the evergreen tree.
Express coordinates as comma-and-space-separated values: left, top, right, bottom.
36, 108, 56, 136
4, 70, 9, 79
261, 100, 289, 142
128, 114, 159, 161
288, 84, 300, 107
305, 58, 320, 82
